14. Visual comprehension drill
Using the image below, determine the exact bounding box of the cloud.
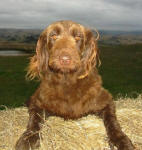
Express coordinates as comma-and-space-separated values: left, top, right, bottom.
0, 0, 142, 30
105, 0, 142, 10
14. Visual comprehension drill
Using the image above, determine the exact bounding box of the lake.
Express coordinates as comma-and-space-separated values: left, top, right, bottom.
0, 50, 31, 56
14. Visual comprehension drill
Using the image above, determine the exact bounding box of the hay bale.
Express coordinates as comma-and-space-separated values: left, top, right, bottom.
0, 95, 142, 150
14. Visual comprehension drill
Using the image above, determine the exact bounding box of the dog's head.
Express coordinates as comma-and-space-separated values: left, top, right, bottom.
27, 20, 100, 80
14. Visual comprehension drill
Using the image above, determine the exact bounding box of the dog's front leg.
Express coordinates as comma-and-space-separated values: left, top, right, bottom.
100, 101, 134, 150
15, 106, 44, 150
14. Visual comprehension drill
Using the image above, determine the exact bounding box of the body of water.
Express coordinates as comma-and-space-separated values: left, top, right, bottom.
0, 50, 31, 56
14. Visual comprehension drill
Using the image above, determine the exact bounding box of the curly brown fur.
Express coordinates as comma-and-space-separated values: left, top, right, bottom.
15, 20, 134, 150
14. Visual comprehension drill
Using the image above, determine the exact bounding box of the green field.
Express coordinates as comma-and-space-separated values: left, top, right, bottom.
0, 44, 142, 109
0, 56, 39, 108
99, 44, 142, 97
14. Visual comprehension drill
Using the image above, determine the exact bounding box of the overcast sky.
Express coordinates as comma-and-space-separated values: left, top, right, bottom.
0, 0, 142, 30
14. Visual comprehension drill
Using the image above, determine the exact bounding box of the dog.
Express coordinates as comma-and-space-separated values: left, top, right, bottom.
15, 20, 134, 150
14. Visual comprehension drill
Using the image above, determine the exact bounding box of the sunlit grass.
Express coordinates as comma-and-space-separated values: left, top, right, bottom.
0, 96, 142, 150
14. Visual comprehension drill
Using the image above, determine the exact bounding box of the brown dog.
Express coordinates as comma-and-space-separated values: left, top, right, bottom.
15, 20, 134, 150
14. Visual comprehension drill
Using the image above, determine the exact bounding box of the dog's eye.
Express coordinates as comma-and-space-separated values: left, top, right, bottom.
75, 35, 81, 41
74, 34, 83, 42
71, 28, 83, 41
50, 34, 58, 40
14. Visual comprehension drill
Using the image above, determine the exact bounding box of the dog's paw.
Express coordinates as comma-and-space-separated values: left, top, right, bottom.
15, 131, 40, 150
117, 136, 134, 150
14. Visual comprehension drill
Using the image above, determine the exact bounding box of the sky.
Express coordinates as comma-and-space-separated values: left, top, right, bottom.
0, 0, 142, 31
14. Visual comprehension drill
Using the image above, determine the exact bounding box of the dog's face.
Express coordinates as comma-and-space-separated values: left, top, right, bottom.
27, 20, 99, 79
47, 21, 85, 73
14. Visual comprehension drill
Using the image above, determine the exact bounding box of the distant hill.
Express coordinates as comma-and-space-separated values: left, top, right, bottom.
0, 29, 41, 44
0, 28, 142, 45
99, 30, 142, 36
92, 30, 142, 45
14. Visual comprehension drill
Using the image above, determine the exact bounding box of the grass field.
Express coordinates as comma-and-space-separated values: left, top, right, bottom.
0, 56, 39, 108
0, 44, 142, 108
99, 44, 142, 97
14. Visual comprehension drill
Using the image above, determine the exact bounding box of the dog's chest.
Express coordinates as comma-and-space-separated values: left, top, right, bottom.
38, 81, 100, 119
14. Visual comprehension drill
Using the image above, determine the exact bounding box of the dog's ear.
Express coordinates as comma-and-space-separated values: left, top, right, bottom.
26, 30, 49, 80
36, 30, 49, 72
78, 29, 100, 79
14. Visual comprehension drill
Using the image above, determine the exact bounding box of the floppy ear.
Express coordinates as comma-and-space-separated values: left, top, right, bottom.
78, 29, 100, 79
26, 30, 49, 80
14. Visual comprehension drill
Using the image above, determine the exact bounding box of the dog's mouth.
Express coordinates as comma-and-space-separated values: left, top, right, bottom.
48, 52, 81, 74
48, 62, 80, 74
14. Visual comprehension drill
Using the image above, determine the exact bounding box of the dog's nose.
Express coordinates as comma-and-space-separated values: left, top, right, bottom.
59, 55, 71, 65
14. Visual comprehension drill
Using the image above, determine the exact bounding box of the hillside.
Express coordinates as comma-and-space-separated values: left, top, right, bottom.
0, 29, 41, 44
0, 29, 142, 47
93, 30, 142, 45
